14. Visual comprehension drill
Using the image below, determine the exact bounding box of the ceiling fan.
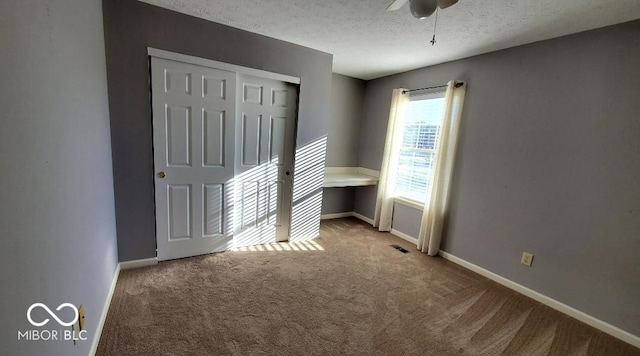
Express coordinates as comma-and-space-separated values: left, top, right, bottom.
387, 0, 459, 19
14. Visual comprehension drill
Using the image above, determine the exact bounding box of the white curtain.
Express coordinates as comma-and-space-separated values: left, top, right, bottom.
418, 80, 467, 255
373, 88, 409, 231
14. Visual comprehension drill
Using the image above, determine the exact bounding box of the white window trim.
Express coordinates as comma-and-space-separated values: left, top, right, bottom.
394, 196, 424, 210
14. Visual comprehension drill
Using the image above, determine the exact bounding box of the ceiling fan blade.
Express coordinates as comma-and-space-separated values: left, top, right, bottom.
437, 0, 458, 9
409, 0, 438, 19
386, 0, 409, 11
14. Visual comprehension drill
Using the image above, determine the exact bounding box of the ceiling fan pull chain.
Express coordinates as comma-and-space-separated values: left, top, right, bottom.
430, 8, 439, 46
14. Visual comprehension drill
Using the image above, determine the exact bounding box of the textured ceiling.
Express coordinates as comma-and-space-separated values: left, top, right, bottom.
139, 0, 640, 80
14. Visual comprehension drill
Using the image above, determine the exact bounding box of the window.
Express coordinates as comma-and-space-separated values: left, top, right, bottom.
394, 92, 446, 205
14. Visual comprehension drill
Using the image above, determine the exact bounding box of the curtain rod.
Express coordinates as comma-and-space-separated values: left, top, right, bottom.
402, 81, 464, 94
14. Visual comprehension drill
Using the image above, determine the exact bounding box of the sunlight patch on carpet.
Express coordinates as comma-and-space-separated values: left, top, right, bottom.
232, 240, 324, 252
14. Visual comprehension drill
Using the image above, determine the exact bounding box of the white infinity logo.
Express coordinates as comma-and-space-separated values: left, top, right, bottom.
27, 303, 79, 327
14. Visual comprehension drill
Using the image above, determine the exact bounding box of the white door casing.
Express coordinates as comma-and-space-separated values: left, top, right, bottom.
234, 74, 297, 247
152, 57, 236, 261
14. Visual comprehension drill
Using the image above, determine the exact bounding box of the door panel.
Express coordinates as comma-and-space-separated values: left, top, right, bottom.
202, 76, 227, 100
152, 57, 236, 261
168, 184, 191, 240
202, 110, 225, 167
166, 105, 192, 167
268, 181, 283, 226
234, 74, 297, 247
243, 84, 263, 104
165, 70, 191, 95
269, 117, 286, 165
241, 114, 261, 166
203, 183, 224, 236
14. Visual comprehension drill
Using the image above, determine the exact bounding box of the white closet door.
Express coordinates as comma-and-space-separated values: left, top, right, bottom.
151, 57, 236, 261
234, 74, 297, 247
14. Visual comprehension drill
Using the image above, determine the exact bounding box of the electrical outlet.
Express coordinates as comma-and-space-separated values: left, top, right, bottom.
521, 252, 534, 267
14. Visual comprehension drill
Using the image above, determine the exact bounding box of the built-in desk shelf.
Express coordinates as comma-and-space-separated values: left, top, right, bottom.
323, 167, 380, 188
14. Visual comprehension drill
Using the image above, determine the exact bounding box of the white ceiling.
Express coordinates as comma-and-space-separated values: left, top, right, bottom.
140, 0, 640, 80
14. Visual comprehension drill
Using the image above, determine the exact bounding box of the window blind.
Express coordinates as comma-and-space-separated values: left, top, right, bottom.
395, 93, 446, 204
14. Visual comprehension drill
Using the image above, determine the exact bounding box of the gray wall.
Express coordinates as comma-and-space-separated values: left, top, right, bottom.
103, 0, 333, 261
326, 73, 365, 167
355, 20, 640, 336
391, 203, 422, 238
321, 188, 356, 215
0, 1, 119, 355
321, 73, 366, 215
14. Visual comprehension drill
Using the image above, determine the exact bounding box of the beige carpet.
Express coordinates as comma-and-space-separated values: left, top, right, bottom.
97, 218, 639, 355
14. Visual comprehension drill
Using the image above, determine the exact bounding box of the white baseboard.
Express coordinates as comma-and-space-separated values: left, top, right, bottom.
119, 257, 158, 270
390, 229, 419, 245
90, 263, 120, 356
321, 212, 354, 220
352, 212, 375, 225
438, 251, 640, 349
321, 211, 376, 226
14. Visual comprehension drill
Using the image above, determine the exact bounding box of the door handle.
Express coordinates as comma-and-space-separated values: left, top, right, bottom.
157, 171, 166, 178
285, 171, 291, 176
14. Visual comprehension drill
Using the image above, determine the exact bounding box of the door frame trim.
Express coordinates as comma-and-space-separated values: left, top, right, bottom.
148, 48, 301, 85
